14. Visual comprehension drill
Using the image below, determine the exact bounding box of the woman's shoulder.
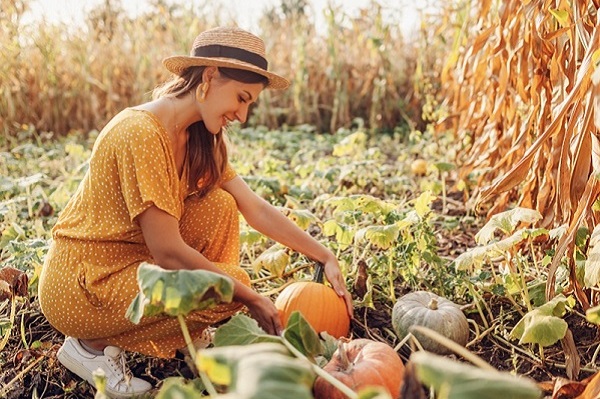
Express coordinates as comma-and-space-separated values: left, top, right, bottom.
97, 108, 168, 146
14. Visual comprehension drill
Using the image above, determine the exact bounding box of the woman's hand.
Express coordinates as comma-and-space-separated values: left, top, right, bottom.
322, 259, 354, 318
243, 293, 283, 336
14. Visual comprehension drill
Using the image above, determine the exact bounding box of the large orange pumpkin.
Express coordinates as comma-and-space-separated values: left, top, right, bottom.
313, 338, 404, 399
274, 263, 350, 338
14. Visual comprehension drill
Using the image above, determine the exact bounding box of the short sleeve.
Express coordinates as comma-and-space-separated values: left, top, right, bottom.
221, 162, 237, 183
114, 121, 181, 222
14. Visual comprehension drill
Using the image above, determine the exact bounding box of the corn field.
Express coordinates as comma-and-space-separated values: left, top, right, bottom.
440, 1, 599, 290
0, 0, 431, 136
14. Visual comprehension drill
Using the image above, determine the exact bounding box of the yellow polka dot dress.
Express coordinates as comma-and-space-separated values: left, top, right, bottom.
38, 109, 249, 358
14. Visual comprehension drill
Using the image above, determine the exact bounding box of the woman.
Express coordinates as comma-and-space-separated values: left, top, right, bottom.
38, 26, 353, 398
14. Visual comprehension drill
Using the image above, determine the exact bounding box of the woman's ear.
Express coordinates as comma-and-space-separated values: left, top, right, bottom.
202, 66, 219, 83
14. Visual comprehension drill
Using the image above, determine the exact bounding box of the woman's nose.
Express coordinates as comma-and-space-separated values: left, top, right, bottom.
235, 105, 249, 123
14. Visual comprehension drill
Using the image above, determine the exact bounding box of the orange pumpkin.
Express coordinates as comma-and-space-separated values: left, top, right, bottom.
274, 263, 350, 338
313, 338, 404, 399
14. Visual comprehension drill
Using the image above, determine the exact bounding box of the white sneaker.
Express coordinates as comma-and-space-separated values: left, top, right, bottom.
57, 337, 152, 398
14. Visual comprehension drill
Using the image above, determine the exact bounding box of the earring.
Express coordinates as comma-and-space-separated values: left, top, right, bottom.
197, 82, 209, 103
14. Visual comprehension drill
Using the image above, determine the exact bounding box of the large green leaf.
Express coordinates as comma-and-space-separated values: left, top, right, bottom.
356, 224, 400, 250
196, 342, 315, 399
454, 230, 529, 271
251, 245, 290, 277
213, 314, 280, 347
125, 263, 234, 324
475, 207, 542, 245
233, 351, 315, 399
510, 294, 575, 347
322, 219, 354, 248
284, 208, 319, 230
412, 351, 541, 399
283, 311, 323, 360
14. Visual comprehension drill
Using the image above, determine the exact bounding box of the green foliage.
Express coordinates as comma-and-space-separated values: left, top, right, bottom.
510, 295, 575, 347
412, 351, 542, 399
125, 263, 234, 323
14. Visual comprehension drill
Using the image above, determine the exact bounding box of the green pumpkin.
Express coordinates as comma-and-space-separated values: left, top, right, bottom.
392, 291, 469, 354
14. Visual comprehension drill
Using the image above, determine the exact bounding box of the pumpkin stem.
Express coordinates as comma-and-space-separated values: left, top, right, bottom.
313, 262, 325, 284
428, 297, 438, 310
337, 339, 353, 372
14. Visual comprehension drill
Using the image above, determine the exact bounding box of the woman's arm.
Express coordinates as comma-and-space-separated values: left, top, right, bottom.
137, 205, 282, 335
222, 176, 353, 316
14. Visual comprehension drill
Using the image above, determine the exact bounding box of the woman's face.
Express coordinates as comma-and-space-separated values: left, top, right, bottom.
201, 75, 264, 134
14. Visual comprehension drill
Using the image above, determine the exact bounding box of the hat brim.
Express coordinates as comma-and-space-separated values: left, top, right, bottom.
163, 55, 290, 90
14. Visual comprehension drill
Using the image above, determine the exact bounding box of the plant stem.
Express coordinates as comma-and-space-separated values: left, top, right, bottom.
313, 262, 325, 284
0, 296, 17, 352
177, 315, 218, 397
282, 338, 358, 399
387, 249, 396, 302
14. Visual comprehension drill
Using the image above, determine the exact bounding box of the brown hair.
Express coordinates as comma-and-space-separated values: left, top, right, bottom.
153, 67, 268, 197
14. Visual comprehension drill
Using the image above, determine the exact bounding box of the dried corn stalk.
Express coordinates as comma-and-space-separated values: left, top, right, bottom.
439, 0, 600, 304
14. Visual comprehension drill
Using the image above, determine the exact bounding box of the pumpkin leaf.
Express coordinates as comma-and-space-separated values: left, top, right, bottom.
356, 224, 400, 250
324, 196, 355, 213
213, 314, 280, 347
412, 191, 436, 218
350, 194, 396, 216
283, 311, 323, 360
233, 349, 316, 399
125, 263, 234, 324
251, 245, 290, 277
332, 131, 367, 156
586, 303, 600, 324
584, 224, 600, 287
154, 377, 205, 398
412, 351, 542, 399
196, 342, 315, 399
322, 219, 354, 248
317, 331, 339, 363
454, 231, 529, 271
510, 295, 575, 347
285, 208, 318, 230
240, 229, 264, 247
475, 207, 542, 245
196, 342, 291, 387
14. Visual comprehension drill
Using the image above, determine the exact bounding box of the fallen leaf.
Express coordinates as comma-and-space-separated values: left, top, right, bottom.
575, 371, 600, 399
0, 267, 29, 300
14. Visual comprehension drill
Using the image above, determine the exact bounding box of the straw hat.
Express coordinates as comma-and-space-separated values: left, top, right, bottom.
163, 26, 289, 90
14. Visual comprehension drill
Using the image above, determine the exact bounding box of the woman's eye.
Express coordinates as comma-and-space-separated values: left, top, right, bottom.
238, 96, 247, 103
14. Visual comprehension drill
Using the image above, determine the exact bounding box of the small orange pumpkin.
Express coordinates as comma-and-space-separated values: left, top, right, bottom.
274, 263, 350, 338
313, 338, 404, 399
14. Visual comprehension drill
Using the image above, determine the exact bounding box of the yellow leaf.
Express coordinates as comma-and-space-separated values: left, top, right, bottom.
196, 355, 232, 386
413, 191, 437, 218
549, 8, 570, 28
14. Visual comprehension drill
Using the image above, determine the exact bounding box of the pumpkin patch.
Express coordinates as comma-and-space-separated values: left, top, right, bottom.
313, 338, 404, 399
274, 263, 350, 338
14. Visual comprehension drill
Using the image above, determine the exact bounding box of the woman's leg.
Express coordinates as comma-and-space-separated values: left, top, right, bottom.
107, 188, 250, 358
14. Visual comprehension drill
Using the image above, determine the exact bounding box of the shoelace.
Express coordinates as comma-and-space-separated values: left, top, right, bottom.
106, 351, 132, 385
